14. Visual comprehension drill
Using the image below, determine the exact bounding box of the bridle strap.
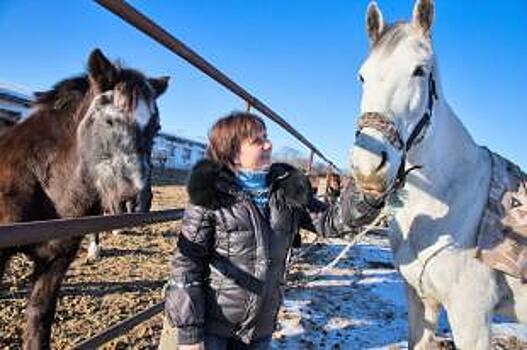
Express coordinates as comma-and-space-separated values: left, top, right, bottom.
357, 113, 404, 150
405, 73, 437, 152
357, 72, 437, 152
394, 73, 437, 188
356, 72, 438, 192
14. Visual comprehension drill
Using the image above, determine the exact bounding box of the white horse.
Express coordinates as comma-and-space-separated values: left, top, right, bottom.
350, 0, 527, 349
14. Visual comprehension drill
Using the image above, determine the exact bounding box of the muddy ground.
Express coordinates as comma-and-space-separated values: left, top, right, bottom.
0, 186, 186, 349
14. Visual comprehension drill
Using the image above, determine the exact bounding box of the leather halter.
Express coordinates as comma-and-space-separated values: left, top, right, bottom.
356, 72, 438, 192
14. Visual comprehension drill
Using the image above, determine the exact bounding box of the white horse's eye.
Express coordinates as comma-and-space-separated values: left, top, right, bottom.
412, 66, 426, 77
358, 74, 365, 83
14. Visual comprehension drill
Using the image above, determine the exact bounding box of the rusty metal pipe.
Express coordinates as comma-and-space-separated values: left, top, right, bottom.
94, 0, 337, 168
0, 209, 183, 248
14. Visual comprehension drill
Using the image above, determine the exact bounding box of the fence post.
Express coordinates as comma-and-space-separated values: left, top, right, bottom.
306, 150, 314, 174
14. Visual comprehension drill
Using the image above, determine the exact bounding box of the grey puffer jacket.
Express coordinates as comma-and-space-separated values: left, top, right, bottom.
165, 159, 381, 345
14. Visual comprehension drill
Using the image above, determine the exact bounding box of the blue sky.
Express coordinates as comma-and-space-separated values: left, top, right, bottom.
1, 1, 526, 169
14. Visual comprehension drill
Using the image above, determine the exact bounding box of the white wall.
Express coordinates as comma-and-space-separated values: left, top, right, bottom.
152, 135, 206, 170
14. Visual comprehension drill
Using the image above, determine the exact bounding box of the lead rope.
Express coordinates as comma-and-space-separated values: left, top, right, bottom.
287, 205, 390, 284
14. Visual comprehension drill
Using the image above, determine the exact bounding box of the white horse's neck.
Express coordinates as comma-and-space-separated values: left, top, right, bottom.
410, 99, 482, 187
389, 86, 492, 261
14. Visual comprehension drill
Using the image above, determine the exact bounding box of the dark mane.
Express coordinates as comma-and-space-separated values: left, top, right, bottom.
111, 67, 157, 113
33, 75, 90, 111
32, 65, 154, 115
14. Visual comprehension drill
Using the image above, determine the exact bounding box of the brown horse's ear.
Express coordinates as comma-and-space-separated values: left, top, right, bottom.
412, 0, 434, 36
88, 48, 117, 91
149, 76, 170, 97
366, 1, 384, 45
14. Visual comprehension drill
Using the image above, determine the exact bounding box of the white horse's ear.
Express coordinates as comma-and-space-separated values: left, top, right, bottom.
366, 1, 384, 45
412, 0, 434, 36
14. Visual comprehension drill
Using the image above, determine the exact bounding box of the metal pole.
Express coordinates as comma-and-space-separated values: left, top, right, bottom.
0, 209, 184, 248
74, 301, 164, 349
94, 0, 337, 169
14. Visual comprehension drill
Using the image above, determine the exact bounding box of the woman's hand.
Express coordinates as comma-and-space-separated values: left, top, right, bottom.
178, 342, 205, 350
340, 177, 385, 228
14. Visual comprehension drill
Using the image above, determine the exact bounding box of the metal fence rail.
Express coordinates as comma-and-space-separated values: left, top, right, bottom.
74, 301, 165, 350
0, 209, 184, 249
94, 0, 338, 169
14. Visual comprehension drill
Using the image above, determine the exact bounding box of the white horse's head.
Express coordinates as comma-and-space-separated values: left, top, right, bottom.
350, 0, 438, 198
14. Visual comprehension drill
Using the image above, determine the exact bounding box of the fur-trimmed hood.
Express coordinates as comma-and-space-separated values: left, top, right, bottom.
187, 159, 313, 210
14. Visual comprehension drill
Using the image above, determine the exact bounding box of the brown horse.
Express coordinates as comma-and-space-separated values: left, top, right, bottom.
0, 49, 168, 349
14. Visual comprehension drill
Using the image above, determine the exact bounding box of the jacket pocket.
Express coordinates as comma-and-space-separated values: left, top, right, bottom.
215, 287, 248, 325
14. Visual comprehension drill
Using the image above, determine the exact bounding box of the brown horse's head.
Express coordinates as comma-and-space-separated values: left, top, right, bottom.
0, 49, 169, 349
77, 49, 169, 214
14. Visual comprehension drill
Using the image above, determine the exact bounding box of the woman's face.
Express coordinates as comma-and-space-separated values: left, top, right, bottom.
236, 129, 273, 171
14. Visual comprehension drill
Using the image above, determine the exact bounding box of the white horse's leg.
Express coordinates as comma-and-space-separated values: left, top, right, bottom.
405, 282, 441, 350
496, 274, 527, 322
445, 303, 492, 350
444, 263, 497, 350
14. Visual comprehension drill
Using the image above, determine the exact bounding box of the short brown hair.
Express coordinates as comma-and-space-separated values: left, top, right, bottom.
207, 112, 266, 168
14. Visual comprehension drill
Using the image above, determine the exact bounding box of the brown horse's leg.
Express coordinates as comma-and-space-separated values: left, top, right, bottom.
0, 249, 13, 285
23, 240, 79, 350
0, 250, 11, 278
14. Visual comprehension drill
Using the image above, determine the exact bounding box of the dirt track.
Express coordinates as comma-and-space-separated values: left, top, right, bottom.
0, 186, 187, 349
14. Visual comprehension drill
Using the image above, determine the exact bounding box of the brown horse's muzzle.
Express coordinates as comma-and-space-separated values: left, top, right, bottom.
103, 181, 151, 215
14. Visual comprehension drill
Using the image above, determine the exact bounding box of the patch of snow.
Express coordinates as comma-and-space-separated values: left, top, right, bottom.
493, 323, 527, 341
273, 234, 527, 349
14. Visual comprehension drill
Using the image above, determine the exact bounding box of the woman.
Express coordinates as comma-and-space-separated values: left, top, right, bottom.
160, 112, 381, 349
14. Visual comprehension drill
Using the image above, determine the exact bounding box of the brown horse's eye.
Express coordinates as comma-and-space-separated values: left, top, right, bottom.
99, 94, 111, 105
413, 66, 426, 77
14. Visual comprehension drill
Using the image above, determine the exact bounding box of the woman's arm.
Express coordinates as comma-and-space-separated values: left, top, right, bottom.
165, 204, 215, 345
300, 177, 384, 237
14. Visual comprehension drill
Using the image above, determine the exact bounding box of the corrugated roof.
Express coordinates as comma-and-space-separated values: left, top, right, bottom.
0, 83, 33, 107
157, 132, 207, 149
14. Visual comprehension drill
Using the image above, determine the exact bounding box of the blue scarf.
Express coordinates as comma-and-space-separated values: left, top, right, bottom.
235, 169, 269, 215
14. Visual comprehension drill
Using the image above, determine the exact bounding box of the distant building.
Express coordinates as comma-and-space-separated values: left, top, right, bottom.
152, 132, 207, 170
0, 84, 33, 128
